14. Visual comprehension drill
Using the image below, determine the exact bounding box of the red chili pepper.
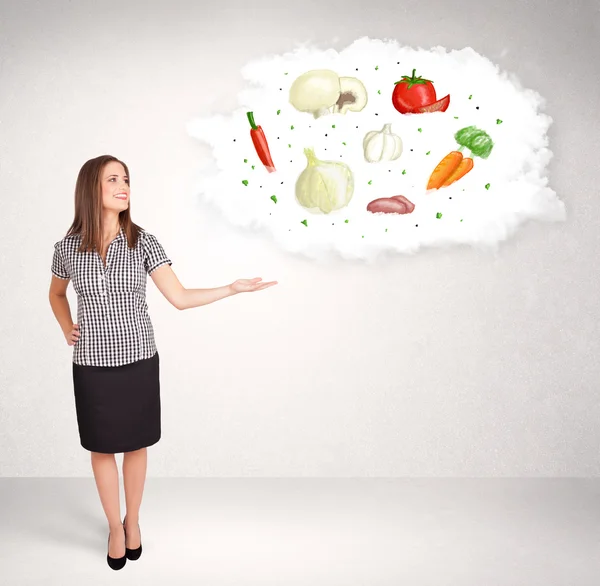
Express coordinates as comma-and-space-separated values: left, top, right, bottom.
247, 111, 276, 173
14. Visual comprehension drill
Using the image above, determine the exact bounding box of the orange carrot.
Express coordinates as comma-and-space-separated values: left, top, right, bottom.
427, 151, 463, 190
442, 157, 474, 187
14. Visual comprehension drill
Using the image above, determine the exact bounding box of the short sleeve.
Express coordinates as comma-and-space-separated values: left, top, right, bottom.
51, 242, 70, 279
143, 232, 172, 275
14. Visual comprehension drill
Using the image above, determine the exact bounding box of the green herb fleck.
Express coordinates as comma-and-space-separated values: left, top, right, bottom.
368, 180, 372, 185
243, 158, 248, 163
460, 219, 463, 222
332, 124, 335, 128
454, 116, 459, 119
375, 65, 379, 70
418, 128, 422, 132
276, 109, 281, 115
301, 219, 307, 227
377, 89, 381, 94
485, 183, 491, 190
436, 212, 443, 219
288, 144, 291, 148
402, 170, 406, 175
385, 228, 388, 232
362, 235, 365, 238
426, 151, 430, 155
496, 119, 503, 124
270, 195, 277, 203
251, 165, 255, 170
284, 72, 288, 75
290, 125, 294, 130
468, 94, 472, 99
344, 219, 349, 223
242, 180, 248, 186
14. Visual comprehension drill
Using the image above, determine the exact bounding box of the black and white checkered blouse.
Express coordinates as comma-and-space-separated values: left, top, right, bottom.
51, 227, 172, 367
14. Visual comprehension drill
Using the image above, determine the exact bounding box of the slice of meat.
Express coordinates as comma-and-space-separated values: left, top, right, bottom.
366, 196, 415, 214
390, 195, 415, 213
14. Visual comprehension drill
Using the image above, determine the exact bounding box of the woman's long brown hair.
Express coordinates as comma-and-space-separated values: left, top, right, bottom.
65, 154, 144, 253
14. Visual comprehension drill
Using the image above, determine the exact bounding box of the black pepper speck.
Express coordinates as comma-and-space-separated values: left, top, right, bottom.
476, 106, 479, 109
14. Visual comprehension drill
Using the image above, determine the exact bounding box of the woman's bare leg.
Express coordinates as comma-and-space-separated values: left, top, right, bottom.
122, 447, 146, 548
90, 451, 124, 558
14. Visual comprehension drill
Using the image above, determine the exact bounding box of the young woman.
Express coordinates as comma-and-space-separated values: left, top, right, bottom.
48, 155, 277, 570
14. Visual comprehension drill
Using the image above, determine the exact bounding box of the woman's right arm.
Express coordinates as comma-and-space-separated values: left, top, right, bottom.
49, 276, 79, 345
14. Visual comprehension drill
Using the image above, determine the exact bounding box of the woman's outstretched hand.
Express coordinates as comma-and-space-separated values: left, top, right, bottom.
230, 277, 278, 294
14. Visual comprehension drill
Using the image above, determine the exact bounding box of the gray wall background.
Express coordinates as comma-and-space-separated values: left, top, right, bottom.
1, 0, 598, 476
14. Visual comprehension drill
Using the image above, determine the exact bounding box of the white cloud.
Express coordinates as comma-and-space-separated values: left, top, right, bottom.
186, 37, 565, 262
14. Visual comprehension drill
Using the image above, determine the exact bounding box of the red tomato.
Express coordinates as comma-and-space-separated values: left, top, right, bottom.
413, 94, 450, 113
392, 69, 437, 113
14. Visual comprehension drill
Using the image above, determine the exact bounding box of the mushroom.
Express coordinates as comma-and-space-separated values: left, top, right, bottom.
289, 69, 341, 119
331, 76, 368, 115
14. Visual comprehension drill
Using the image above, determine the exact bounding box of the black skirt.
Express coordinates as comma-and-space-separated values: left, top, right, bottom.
72, 351, 161, 454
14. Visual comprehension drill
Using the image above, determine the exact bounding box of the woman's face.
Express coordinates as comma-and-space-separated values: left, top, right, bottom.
101, 161, 129, 212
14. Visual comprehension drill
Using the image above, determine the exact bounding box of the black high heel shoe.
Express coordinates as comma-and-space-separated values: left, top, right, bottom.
123, 515, 143, 560
107, 527, 127, 570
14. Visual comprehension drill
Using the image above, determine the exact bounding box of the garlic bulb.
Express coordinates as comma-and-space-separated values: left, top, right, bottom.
295, 148, 354, 214
363, 123, 403, 163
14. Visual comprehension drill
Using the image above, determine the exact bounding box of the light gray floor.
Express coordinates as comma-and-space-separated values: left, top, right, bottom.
1, 479, 599, 584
